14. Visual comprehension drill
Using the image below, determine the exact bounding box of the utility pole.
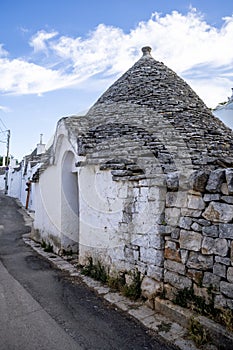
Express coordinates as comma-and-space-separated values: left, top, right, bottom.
4, 130, 10, 194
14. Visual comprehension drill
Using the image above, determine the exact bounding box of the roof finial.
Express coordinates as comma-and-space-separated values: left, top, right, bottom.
142, 46, 152, 56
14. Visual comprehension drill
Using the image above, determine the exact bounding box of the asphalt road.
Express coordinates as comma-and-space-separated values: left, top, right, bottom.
0, 193, 177, 350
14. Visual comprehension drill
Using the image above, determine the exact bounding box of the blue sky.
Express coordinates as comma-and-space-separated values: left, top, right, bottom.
0, 0, 233, 160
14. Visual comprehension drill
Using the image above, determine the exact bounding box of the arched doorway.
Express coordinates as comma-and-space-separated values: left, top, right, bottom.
61, 151, 79, 253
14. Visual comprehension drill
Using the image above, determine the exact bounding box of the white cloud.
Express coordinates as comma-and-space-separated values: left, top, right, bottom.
0, 105, 10, 113
0, 58, 81, 95
29, 30, 58, 53
0, 9, 233, 107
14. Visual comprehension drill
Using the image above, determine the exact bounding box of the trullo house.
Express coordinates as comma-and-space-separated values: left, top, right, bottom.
29, 47, 233, 309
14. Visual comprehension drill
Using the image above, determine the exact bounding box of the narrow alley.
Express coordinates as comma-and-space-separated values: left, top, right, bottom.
0, 193, 177, 350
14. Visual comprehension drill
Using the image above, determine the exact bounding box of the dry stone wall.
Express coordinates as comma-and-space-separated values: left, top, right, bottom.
163, 168, 233, 310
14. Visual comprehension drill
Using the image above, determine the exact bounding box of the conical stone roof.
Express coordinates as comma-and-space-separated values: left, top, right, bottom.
94, 46, 207, 113
60, 47, 233, 177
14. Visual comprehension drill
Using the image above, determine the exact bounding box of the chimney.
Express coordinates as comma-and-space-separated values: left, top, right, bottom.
37, 133, 45, 155
142, 46, 152, 56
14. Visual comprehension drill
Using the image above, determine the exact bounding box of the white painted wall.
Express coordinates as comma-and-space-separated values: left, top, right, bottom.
0, 172, 5, 191
8, 168, 22, 199
78, 165, 128, 264
32, 121, 80, 252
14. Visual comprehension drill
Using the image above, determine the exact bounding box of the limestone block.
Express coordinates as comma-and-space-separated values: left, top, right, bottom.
180, 249, 189, 264
203, 202, 233, 223
187, 269, 203, 285
131, 234, 148, 248
220, 281, 233, 298
189, 170, 209, 192
157, 225, 173, 236
215, 256, 231, 266
191, 222, 202, 232
205, 169, 225, 193
164, 246, 181, 262
148, 186, 166, 201
221, 183, 229, 195
166, 172, 179, 191
147, 265, 163, 281
227, 299, 233, 310
187, 252, 213, 270
202, 237, 228, 256
164, 271, 192, 289
202, 272, 221, 291
165, 241, 177, 250
165, 207, 181, 226
202, 225, 219, 238
140, 247, 164, 266
187, 194, 205, 210
135, 261, 147, 275
141, 276, 161, 299
181, 208, 202, 217
148, 234, 164, 249
225, 168, 233, 194
180, 230, 202, 251
171, 228, 180, 240
203, 194, 221, 202
213, 263, 227, 278
221, 196, 233, 204
179, 216, 192, 230
231, 241, 233, 262
219, 224, 233, 239
163, 283, 178, 300
164, 259, 186, 275
227, 267, 233, 283
214, 294, 227, 309
166, 191, 187, 208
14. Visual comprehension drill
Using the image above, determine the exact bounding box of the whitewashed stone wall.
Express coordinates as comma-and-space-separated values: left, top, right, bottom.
78, 167, 166, 281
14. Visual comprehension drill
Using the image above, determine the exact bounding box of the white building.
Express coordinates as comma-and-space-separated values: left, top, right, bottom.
213, 88, 233, 129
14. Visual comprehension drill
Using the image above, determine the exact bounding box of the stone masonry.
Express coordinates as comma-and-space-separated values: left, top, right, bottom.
163, 168, 233, 311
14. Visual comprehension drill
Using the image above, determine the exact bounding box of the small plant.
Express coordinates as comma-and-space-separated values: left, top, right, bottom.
41, 240, 46, 248
188, 317, 209, 347
173, 287, 194, 308
41, 240, 53, 252
81, 258, 141, 301
121, 270, 142, 301
62, 249, 73, 256
44, 242, 53, 253
81, 257, 108, 283
158, 287, 166, 300
107, 274, 125, 291
219, 309, 233, 332
158, 322, 171, 333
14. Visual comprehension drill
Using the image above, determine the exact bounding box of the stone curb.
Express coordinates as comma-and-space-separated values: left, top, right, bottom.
19, 207, 232, 350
